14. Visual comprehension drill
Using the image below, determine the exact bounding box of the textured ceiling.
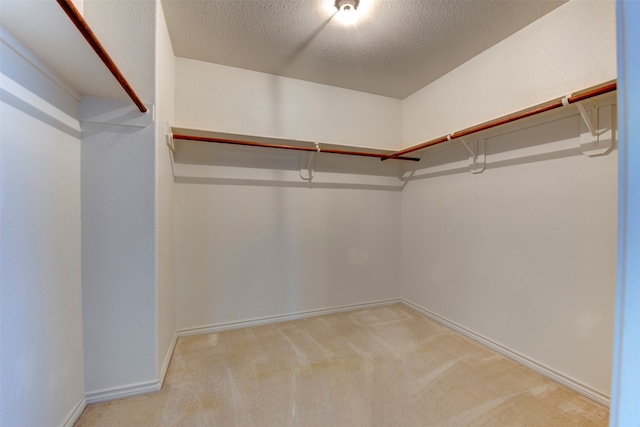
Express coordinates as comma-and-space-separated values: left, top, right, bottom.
162, 0, 567, 99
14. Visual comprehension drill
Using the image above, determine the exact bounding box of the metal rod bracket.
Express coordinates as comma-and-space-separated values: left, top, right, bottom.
300, 142, 320, 180
455, 137, 484, 173
576, 101, 597, 137
467, 139, 485, 174
459, 138, 478, 161
579, 102, 614, 156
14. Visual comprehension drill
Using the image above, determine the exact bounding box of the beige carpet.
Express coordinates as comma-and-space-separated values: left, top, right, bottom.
76, 304, 608, 426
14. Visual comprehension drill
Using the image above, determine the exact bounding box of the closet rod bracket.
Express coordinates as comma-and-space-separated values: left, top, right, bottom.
465, 139, 485, 174
576, 100, 597, 137
455, 137, 484, 174
460, 138, 478, 161
300, 143, 320, 181
577, 101, 614, 157
166, 122, 175, 153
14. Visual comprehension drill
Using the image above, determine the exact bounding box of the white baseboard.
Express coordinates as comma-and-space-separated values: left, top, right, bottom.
85, 333, 178, 405
85, 379, 162, 404
178, 298, 401, 337
159, 333, 178, 388
61, 395, 86, 427
85, 299, 399, 404
401, 299, 610, 407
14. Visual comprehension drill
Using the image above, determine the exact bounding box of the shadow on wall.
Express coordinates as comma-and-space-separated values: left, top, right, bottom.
174, 176, 403, 192
1, 37, 81, 138
0, 88, 81, 139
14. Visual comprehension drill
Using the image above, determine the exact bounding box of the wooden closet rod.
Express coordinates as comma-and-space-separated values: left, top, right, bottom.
172, 134, 421, 161
382, 81, 617, 160
56, 0, 148, 113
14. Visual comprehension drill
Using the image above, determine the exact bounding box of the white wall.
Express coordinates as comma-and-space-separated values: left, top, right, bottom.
173, 49, 404, 332
398, 0, 617, 401
174, 153, 401, 331
0, 30, 85, 426
402, 0, 616, 147
401, 112, 617, 399
81, 124, 157, 395
155, 0, 176, 381
175, 58, 402, 150
81, 0, 178, 399
81, 0, 158, 397
175, 183, 401, 331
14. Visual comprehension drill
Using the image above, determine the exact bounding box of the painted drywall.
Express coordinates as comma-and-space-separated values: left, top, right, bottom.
175, 57, 402, 150
81, 0, 158, 396
81, 122, 157, 394
401, 110, 617, 398
402, 0, 616, 147
400, 0, 617, 400
155, 0, 176, 380
0, 33, 85, 426
174, 165, 401, 331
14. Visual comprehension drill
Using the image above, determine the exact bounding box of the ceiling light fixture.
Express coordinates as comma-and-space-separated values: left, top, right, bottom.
335, 0, 359, 13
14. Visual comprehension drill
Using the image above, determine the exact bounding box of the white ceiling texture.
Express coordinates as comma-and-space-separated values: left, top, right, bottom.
162, 0, 567, 99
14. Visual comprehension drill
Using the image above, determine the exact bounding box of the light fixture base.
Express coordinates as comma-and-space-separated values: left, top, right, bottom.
335, 0, 359, 12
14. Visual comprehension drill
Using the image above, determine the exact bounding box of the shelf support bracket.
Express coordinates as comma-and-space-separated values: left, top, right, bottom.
165, 122, 176, 177
459, 138, 485, 174
577, 101, 614, 156
165, 122, 175, 153
576, 101, 597, 137
300, 142, 320, 181
460, 138, 478, 161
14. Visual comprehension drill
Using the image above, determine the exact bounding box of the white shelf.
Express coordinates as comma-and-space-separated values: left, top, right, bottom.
0, 0, 130, 102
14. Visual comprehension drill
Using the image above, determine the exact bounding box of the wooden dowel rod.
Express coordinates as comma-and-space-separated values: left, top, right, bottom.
383, 81, 617, 160
172, 134, 421, 161
56, 0, 148, 113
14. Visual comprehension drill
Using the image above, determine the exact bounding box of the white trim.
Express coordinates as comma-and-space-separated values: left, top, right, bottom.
60, 395, 86, 427
400, 298, 610, 407
85, 333, 177, 404
0, 26, 82, 101
88, 299, 400, 403
159, 333, 178, 388
85, 379, 161, 404
178, 298, 401, 337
